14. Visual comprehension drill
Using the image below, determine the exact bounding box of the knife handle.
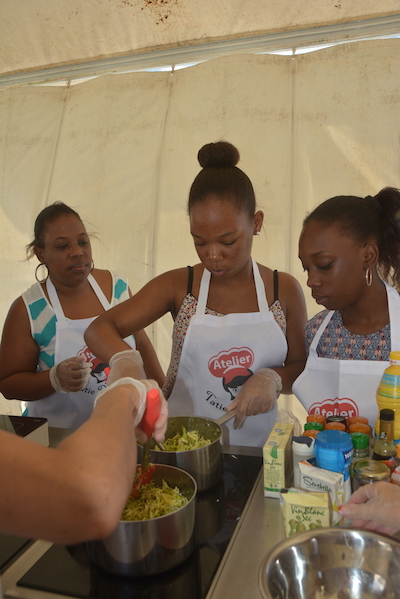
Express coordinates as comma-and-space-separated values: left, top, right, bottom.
141, 388, 161, 437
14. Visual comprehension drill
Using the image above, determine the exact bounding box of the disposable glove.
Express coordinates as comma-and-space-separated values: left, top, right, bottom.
339, 481, 400, 535
227, 367, 282, 430
107, 349, 146, 386
95, 377, 168, 444
49, 356, 92, 393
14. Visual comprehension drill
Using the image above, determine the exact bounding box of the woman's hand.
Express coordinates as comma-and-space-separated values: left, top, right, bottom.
339, 481, 400, 535
227, 368, 282, 429
96, 376, 168, 444
107, 349, 146, 385
49, 356, 92, 393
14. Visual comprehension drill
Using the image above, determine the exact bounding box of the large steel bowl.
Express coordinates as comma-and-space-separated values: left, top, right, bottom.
139, 416, 223, 492
87, 464, 197, 576
259, 527, 400, 599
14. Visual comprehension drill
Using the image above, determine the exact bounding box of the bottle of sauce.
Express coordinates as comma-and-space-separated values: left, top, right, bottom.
372, 409, 397, 461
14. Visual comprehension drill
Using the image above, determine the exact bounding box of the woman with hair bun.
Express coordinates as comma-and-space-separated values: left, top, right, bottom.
85, 141, 307, 447
294, 187, 400, 426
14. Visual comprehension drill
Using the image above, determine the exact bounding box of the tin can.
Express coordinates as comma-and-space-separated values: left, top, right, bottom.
352, 459, 391, 491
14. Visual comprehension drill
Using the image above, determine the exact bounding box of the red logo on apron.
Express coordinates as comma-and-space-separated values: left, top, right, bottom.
208, 347, 254, 383
308, 397, 359, 419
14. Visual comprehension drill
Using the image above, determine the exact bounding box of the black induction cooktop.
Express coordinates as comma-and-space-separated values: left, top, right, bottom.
0, 534, 32, 573
15, 452, 262, 599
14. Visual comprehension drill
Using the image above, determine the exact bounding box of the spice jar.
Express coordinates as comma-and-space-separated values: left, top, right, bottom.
352, 459, 391, 491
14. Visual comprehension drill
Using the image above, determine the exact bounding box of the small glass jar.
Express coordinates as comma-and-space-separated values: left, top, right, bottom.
352, 459, 391, 491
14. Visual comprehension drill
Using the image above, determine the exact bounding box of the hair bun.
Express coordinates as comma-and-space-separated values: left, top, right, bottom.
198, 141, 240, 168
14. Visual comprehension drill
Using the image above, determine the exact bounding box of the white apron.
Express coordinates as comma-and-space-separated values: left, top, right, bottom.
293, 282, 400, 428
28, 274, 135, 429
168, 259, 288, 447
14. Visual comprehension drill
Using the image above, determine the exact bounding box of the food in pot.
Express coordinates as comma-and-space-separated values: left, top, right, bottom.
122, 474, 188, 521
156, 426, 212, 451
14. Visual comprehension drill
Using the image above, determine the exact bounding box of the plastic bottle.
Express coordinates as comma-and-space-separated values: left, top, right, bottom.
372, 409, 397, 461
314, 430, 354, 501
292, 436, 315, 488
375, 351, 400, 443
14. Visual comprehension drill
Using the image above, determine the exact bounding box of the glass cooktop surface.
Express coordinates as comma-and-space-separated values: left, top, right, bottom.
16, 452, 262, 599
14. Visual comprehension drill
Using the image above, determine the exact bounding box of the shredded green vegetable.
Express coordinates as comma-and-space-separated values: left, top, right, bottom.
122, 479, 188, 521
156, 426, 212, 451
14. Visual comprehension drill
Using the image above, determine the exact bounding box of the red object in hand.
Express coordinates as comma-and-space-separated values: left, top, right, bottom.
131, 389, 161, 498
141, 388, 161, 437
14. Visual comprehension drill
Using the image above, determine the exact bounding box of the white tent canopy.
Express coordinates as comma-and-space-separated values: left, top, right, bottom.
1, 2, 399, 418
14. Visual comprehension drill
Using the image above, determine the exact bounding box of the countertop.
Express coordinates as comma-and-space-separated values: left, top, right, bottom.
1, 432, 285, 599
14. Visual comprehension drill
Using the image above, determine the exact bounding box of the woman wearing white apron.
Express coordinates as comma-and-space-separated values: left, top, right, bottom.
85, 141, 308, 447
294, 188, 400, 429
0, 203, 164, 429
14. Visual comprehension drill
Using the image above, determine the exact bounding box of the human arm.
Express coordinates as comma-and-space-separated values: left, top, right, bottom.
339, 482, 400, 536
269, 272, 308, 393
0, 380, 151, 544
134, 329, 165, 388
227, 272, 307, 428
85, 269, 186, 366
0, 297, 90, 401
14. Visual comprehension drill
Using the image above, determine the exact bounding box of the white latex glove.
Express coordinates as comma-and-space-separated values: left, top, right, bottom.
227, 367, 282, 430
339, 481, 400, 535
49, 356, 92, 393
95, 377, 168, 444
107, 349, 146, 386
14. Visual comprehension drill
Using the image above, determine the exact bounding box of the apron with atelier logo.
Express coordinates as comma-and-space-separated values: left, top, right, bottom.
28, 274, 135, 429
168, 259, 288, 447
293, 282, 400, 427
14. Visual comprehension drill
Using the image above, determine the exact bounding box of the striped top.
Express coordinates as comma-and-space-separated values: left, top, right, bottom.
22, 272, 131, 372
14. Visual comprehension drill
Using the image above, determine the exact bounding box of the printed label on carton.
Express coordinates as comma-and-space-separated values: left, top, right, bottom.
280, 489, 331, 536
263, 423, 294, 498
299, 460, 344, 525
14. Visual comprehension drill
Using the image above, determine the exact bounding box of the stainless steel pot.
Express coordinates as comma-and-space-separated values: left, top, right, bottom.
138, 416, 223, 492
87, 464, 197, 576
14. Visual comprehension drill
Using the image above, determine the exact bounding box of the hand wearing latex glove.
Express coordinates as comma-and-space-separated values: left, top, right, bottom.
339, 481, 400, 536
49, 356, 92, 393
227, 368, 282, 430
107, 349, 146, 386
95, 377, 168, 445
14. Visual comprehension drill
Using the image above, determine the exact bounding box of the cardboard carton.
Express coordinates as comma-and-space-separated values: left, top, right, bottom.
263, 422, 294, 498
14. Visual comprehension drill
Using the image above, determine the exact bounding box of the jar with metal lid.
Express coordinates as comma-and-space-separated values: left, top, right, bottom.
352, 459, 391, 491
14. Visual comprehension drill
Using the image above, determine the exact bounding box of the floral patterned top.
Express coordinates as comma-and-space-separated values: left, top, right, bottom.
305, 309, 390, 361
163, 293, 287, 399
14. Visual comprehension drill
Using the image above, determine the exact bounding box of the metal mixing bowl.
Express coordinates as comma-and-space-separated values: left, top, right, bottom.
87, 464, 197, 576
259, 527, 400, 599
139, 416, 223, 492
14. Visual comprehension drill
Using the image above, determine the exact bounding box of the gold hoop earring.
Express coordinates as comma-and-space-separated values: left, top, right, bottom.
365, 266, 373, 287
35, 263, 48, 283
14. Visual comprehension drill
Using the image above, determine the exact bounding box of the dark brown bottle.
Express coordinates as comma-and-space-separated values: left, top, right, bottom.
372, 409, 397, 460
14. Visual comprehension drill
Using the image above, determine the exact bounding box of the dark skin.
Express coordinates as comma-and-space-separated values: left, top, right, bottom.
85, 198, 308, 396
298, 220, 390, 335
0, 214, 164, 401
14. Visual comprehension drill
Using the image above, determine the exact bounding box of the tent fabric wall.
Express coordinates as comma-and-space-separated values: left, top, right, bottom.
1, 0, 399, 76
1, 39, 399, 419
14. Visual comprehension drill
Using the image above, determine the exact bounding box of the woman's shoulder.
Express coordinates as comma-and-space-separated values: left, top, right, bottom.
306, 309, 330, 333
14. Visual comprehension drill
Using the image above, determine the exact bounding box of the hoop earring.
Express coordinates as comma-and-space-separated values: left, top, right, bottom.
90, 260, 95, 273
35, 263, 48, 283
365, 266, 373, 287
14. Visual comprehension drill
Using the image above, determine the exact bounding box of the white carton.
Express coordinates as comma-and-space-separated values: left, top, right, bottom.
299, 460, 344, 525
